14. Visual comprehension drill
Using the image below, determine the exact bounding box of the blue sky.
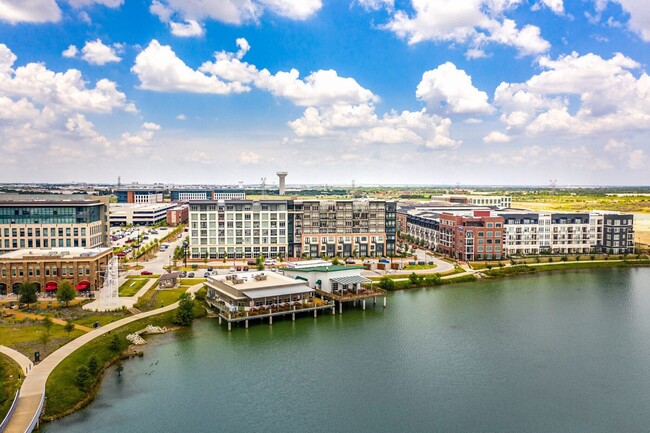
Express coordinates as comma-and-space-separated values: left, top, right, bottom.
0, 0, 649, 186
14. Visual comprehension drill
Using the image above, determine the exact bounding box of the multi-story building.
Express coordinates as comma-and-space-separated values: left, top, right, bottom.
188, 200, 288, 260
170, 189, 246, 202
167, 204, 189, 226
289, 200, 395, 258
116, 189, 164, 204
443, 194, 512, 208
0, 197, 110, 253
109, 203, 176, 226
187, 199, 396, 260
404, 207, 634, 259
601, 213, 635, 254
0, 247, 112, 295
438, 211, 505, 261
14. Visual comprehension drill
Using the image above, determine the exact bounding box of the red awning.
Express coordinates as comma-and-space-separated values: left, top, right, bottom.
75, 284, 89, 290
45, 286, 57, 291
45, 282, 57, 289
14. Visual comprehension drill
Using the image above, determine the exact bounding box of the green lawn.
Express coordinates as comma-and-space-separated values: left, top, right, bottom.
0, 353, 21, 422
44, 300, 207, 420
403, 264, 437, 271
118, 278, 150, 297
134, 286, 186, 312
179, 278, 207, 287
73, 314, 130, 328
0, 321, 84, 359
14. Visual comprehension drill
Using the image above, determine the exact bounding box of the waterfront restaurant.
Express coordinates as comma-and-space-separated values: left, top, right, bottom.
205, 271, 315, 313
282, 262, 370, 294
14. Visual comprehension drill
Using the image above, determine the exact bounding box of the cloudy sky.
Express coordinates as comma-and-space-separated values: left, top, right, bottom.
0, 0, 648, 186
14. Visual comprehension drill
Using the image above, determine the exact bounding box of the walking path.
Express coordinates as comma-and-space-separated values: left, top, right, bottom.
0, 345, 33, 376
3, 283, 204, 433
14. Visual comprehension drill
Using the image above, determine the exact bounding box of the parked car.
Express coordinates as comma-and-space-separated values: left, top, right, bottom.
247, 260, 256, 266
266, 259, 276, 265
345, 259, 356, 265
203, 272, 210, 277
243, 266, 249, 271
117, 252, 126, 257
188, 272, 195, 278
159, 227, 168, 230
141, 270, 153, 275
379, 258, 390, 264
207, 266, 213, 271
229, 267, 236, 273
179, 271, 187, 278
236, 266, 242, 271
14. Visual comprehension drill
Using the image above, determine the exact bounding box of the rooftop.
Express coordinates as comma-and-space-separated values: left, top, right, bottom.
0, 247, 112, 260
208, 271, 302, 291
283, 265, 364, 273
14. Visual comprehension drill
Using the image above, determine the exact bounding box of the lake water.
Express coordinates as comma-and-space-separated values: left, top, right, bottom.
43, 268, 650, 433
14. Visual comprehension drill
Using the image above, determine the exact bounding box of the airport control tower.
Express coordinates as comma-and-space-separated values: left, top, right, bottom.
277, 171, 288, 195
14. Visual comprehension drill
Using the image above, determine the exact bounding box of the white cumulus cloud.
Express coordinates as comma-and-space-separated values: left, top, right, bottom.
416, 62, 493, 114
62, 45, 79, 58
0, 0, 61, 23
81, 39, 122, 65
170, 20, 204, 37
132, 40, 250, 94
380, 0, 550, 57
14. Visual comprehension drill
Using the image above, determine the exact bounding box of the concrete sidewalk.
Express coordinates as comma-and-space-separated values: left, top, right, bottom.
0, 345, 34, 376
3, 283, 204, 433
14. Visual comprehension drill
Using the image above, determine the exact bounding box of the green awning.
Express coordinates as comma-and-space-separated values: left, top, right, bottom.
295, 276, 308, 282
316, 279, 322, 285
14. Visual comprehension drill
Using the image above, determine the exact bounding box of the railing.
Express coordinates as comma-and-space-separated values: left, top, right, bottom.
0, 390, 19, 433
24, 387, 45, 433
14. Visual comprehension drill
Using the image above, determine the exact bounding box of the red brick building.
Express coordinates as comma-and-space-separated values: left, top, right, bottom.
166, 205, 189, 226
438, 211, 505, 261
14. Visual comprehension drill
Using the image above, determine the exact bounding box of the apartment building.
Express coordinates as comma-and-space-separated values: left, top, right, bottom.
403, 207, 634, 258
116, 189, 164, 204
438, 211, 505, 261
188, 200, 288, 260
289, 200, 396, 258
0, 197, 110, 253
167, 204, 189, 226
602, 213, 635, 254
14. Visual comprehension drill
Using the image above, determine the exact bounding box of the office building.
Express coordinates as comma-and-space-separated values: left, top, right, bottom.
0, 197, 110, 253
0, 247, 112, 295
170, 189, 246, 202
109, 203, 176, 226
116, 189, 164, 204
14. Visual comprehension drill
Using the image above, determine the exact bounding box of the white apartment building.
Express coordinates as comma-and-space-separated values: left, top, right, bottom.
444, 194, 512, 208
188, 200, 288, 259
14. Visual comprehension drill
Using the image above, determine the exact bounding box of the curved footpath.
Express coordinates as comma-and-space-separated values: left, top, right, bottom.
0, 346, 33, 376
3, 283, 204, 433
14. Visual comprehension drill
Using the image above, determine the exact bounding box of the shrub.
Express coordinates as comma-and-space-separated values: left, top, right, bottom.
87, 355, 99, 375
378, 276, 395, 291
75, 365, 91, 390
408, 272, 420, 285
109, 334, 121, 352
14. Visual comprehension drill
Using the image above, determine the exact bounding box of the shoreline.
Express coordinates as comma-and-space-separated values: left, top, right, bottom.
38, 261, 650, 426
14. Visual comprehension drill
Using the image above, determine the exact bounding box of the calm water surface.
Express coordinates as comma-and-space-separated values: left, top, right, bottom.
44, 268, 650, 433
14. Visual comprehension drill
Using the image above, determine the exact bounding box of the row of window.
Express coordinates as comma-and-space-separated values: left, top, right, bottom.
1, 265, 92, 277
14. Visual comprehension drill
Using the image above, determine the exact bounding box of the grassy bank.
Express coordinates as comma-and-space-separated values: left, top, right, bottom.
0, 321, 84, 359
118, 278, 149, 297
483, 260, 650, 278
377, 273, 478, 291
0, 354, 21, 422
43, 297, 207, 421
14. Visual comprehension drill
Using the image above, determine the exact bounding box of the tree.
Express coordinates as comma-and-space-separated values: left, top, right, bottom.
378, 276, 395, 291
57, 280, 76, 307
332, 256, 340, 266
408, 272, 420, 285
173, 293, 194, 326
64, 320, 75, 338
39, 331, 51, 355
256, 254, 265, 271
88, 355, 99, 375
75, 365, 91, 390
19, 282, 38, 308
109, 334, 121, 352
42, 316, 54, 334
